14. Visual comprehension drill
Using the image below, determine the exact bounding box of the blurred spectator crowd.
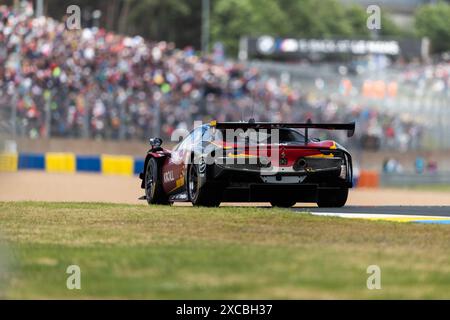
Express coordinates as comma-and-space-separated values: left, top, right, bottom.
0, 5, 434, 150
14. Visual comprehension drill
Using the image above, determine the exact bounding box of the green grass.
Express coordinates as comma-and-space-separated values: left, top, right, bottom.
0, 202, 449, 299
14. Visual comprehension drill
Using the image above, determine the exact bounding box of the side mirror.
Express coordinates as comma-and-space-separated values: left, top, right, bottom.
149, 137, 163, 148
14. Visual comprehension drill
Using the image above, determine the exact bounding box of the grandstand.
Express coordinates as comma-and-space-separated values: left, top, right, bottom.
0, 2, 449, 152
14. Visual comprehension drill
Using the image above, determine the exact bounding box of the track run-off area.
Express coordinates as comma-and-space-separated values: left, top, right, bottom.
295, 207, 450, 224
1, 171, 450, 224
1, 172, 449, 298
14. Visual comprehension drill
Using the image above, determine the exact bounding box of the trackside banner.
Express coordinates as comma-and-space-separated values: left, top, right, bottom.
243, 36, 428, 60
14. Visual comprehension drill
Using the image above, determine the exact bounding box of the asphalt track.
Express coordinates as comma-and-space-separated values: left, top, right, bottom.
291, 206, 450, 224
1, 171, 450, 223
292, 206, 450, 217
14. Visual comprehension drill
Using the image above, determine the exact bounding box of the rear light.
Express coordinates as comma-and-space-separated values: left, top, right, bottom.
339, 164, 347, 179
258, 157, 271, 168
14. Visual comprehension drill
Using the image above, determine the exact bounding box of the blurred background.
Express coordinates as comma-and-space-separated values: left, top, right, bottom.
1, 0, 450, 190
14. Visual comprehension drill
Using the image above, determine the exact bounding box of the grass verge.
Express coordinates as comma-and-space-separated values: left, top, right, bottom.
0, 201, 448, 299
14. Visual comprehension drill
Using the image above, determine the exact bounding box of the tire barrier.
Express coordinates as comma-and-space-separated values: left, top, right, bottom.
0, 153, 18, 172
45, 153, 76, 173
18, 153, 45, 170
356, 170, 380, 188
0, 153, 382, 187
0, 153, 145, 176
101, 155, 135, 176
76, 155, 101, 173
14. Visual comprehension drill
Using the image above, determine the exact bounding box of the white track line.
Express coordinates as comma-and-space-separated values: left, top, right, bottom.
308, 212, 450, 221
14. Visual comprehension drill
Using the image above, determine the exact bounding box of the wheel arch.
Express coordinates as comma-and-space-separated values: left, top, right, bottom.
140, 152, 170, 189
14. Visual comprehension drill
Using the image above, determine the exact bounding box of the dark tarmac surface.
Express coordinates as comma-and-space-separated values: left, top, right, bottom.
292, 206, 450, 217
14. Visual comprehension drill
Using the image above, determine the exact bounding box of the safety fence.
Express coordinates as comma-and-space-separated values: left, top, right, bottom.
0, 152, 145, 176
356, 171, 450, 188
380, 172, 450, 187
3, 154, 448, 189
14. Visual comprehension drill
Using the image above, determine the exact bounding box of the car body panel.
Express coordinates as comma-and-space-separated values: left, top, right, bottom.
140, 122, 354, 204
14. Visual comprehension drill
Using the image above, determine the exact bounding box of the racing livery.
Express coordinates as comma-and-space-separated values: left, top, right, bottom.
139, 120, 355, 207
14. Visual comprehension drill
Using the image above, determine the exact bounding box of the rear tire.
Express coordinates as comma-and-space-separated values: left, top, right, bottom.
145, 158, 170, 205
187, 164, 222, 207
317, 188, 348, 208
270, 199, 297, 208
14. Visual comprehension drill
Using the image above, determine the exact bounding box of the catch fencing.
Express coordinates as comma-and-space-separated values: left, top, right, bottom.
380, 172, 450, 187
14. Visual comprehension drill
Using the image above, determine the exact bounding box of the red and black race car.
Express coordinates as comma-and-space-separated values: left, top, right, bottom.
139, 120, 355, 208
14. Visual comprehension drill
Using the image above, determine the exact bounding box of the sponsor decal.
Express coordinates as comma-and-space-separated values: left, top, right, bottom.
163, 170, 175, 183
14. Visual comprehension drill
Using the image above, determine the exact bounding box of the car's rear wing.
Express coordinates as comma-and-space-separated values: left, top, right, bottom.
210, 120, 356, 144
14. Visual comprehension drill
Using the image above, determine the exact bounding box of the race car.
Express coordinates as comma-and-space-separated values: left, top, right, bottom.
139, 120, 355, 208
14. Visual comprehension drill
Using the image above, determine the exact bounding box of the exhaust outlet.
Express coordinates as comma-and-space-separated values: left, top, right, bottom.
294, 158, 307, 171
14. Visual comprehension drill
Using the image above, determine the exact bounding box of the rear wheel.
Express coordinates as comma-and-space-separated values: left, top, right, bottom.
145, 158, 170, 205
270, 199, 297, 208
317, 188, 348, 208
187, 164, 222, 207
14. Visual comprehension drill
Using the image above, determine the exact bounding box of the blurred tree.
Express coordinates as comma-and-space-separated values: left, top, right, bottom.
415, 2, 450, 53
277, 0, 359, 37
211, 0, 289, 55
378, 10, 404, 37
126, 0, 191, 44
343, 5, 371, 38
211, 0, 404, 56
38, 0, 408, 55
